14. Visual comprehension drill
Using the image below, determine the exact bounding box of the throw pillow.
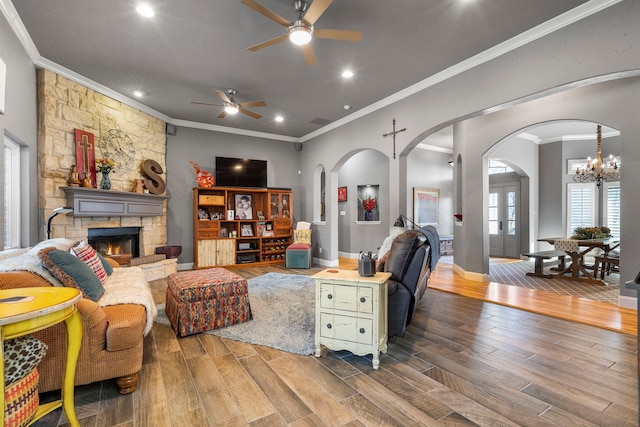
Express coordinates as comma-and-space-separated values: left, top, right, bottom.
3, 336, 48, 386
71, 240, 108, 284
96, 251, 114, 276
38, 247, 105, 301
293, 229, 311, 245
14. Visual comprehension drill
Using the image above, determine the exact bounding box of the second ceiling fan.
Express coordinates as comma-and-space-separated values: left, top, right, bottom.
191, 89, 267, 119
242, 0, 362, 65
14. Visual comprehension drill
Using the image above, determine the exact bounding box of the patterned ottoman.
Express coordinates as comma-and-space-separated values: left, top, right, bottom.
165, 268, 252, 337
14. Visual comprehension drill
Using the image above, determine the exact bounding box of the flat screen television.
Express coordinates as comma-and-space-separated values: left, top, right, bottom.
215, 156, 267, 188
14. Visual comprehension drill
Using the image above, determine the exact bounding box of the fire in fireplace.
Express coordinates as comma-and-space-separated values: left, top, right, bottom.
88, 227, 141, 264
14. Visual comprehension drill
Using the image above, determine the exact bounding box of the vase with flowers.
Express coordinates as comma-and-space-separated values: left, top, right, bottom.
96, 158, 115, 190
360, 195, 377, 221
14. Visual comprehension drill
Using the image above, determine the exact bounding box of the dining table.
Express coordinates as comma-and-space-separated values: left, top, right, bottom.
537, 237, 620, 285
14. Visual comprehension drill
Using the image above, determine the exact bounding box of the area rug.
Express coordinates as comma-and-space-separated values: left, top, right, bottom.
490, 260, 620, 304
210, 273, 316, 354
156, 273, 316, 355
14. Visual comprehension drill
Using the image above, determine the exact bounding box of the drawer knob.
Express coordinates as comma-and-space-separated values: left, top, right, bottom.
327, 323, 332, 329
360, 297, 366, 303
359, 328, 365, 334
327, 294, 333, 299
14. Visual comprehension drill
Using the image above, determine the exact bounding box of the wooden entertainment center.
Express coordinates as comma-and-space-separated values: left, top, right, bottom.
193, 186, 292, 268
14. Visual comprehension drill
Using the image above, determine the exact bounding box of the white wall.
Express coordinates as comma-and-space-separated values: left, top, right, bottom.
0, 11, 38, 247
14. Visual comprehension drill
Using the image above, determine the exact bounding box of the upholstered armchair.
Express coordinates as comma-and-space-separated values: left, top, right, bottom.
377, 227, 438, 337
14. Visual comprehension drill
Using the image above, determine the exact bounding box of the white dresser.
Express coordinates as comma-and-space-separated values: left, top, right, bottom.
313, 269, 391, 369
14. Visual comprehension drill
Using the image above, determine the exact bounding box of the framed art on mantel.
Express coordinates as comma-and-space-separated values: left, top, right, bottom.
413, 188, 439, 226
75, 129, 97, 187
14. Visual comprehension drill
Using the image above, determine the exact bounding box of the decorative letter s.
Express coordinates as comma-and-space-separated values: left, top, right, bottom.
142, 159, 166, 195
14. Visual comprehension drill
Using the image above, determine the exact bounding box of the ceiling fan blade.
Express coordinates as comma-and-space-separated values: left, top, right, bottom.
216, 90, 231, 103
241, 0, 291, 27
217, 110, 227, 119
302, 0, 332, 26
191, 101, 223, 107
238, 100, 267, 108
239, 108, 262, 119
314, 29, 362, 42
301, 44, 317, 65
247, 33, 289, 51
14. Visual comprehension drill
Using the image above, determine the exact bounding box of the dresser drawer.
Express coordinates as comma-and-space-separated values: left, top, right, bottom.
319, 283, 373, 313
319, 313, 373, 345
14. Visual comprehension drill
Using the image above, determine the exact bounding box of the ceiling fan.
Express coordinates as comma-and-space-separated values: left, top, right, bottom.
191, 89, 267, 119
242, 0, 362, 65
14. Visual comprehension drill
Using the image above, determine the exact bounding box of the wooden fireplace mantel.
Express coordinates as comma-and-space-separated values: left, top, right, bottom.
61, 187, 168, 217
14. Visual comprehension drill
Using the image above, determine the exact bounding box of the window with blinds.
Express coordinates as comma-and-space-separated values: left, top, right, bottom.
566, 183, 595, 237
604, 182, 620, 238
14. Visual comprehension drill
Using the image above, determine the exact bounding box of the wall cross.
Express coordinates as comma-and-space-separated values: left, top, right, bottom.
382, 118, 407, 159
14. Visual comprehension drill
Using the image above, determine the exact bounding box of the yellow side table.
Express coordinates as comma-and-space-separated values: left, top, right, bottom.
1, 287, 82, 427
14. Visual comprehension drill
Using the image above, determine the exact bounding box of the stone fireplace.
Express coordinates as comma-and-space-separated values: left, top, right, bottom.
37, 69, 168, 255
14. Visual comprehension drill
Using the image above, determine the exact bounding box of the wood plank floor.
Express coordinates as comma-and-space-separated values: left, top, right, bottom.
34, 261, 638, 426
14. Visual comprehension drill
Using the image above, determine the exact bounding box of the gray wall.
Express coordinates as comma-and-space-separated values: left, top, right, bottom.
407, 148, 454, 237
539, 142, 564, 239
455, 76, 640, 296
165, 126, 300, 265
538, 135, 622, 245
488, 136, 538, 254
0, 12, 38, 248
337, 149, 389, 255
297, 0, 640, 288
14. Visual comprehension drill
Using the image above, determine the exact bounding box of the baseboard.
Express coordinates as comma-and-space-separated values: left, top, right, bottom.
618, 295, 637, 310
338, 251, 360, 259
314, 257, 339, 267
178, 262, 193, 271
452, 263, 490, 283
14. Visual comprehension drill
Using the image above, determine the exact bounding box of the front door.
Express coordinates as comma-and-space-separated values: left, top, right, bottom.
489, 184, 519, 258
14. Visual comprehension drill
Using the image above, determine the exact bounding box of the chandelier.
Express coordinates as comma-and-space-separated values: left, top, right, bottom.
573, 125, 620, 187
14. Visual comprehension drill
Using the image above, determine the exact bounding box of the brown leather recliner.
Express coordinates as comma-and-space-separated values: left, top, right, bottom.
0, 265, 146, 394
378, 226, 439, 338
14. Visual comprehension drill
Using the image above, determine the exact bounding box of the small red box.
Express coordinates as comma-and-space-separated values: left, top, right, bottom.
155, 246, 182, 259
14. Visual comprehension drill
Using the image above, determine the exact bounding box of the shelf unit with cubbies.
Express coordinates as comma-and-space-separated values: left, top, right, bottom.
193, 186, 293, 268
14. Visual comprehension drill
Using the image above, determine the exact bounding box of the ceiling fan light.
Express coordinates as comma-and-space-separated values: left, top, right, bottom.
224, 104, 239, 115
289, 22, 312, 45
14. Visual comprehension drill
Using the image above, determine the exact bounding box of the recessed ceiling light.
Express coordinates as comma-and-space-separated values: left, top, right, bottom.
343, 105, 352, 110
132, 90, 145, 98
275, 115, 284, 122
341, 70, 354, 78
136, 4, 154, 17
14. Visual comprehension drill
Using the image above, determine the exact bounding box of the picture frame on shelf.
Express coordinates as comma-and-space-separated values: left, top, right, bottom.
413, 187, 439, 226
198, 208, 209, 220
227, 210, 235, 220
235, 194, 253, 219
241, 223, 253, 237
257, 210, 265, 220
258, 223, 266, 236
219, 227, 228, 238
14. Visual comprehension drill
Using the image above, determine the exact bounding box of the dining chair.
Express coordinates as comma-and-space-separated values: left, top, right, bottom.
593, 252, 620, 279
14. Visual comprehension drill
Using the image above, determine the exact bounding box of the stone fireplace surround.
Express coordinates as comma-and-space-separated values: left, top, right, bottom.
37, 69, 169, 258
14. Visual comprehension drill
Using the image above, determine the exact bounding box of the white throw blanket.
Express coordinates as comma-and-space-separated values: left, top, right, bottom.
0, 239, 157, 335
99, 266, 157, 335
